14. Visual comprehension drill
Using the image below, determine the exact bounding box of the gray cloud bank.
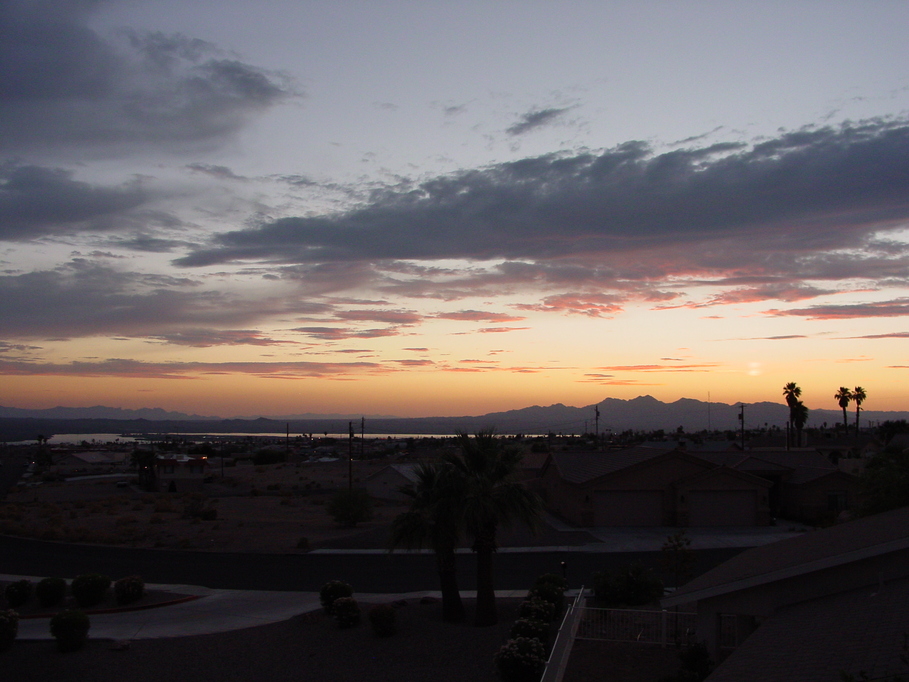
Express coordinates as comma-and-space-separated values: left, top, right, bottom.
177, 119, 909, 279
0, 0, 293, 156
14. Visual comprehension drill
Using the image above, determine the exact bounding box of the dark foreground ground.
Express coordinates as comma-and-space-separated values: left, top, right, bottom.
2, 598, 682, 682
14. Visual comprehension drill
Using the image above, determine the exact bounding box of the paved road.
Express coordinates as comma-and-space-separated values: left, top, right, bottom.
0, 534, 744, 592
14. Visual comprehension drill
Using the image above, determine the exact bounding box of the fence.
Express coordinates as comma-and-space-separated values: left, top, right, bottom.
576, 606, 697, 647
540, 587, 586, 682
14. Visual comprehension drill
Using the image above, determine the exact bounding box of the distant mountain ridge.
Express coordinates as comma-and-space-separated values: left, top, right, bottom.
2, 396, 907, 439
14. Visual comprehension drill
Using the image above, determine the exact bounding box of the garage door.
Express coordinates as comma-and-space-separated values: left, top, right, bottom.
688, 490, 756, 526
594, 490, 663, 526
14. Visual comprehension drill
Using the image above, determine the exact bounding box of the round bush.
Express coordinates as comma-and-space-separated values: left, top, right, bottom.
332, 597, 360, 629
494, 636, 547, 682
36, 578, 67, 608
534, 573, 568, 592
0, 609, 19, 652
529, 583, 565, 618
50, 610, 90, 652
4, 580, 32, 609
319, 580, 353, 614
510, 617, 550, 645
367, 603, 396, 636
114, 575, 145, 605
71, 574, 111, 608
517, 597, 557, 623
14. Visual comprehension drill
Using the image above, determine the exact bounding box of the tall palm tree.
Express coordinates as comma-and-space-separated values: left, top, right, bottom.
783, 382, 802, 448
834, 387, 853, 435
792, 400, 809, 446
852, 386, 867, 436
389, 462, 466, 622
445, 429, 542, 626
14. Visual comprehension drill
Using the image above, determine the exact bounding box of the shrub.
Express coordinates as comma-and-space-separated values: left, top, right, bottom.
510, 617, 549, 644
593, 563, 664, 607
114, 575, 145, 605
36, 577, 67, 608
50, 610, 90, 652
517, 597, 557, 623
296, 536, 310, 551
367, 603, 396, 636
528, 583, 565, 618
534, 572, 568, 591
4, 579, 32, 608
0, 609, 18, 651
71, 573, 111, 608
327, 489, 373, 527
319, 580, 353, 614
253, 449, 286, 465
494, 636, 547, 682
333, 597, 360, 628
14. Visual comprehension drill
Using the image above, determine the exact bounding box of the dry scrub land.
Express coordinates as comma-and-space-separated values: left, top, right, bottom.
0, 460, 406, 552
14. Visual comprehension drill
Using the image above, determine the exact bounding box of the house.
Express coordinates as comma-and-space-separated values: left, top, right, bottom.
155, 454, 208, 492
365, 463, 420, 501
540, 446, 772, 527
662, 506, 909, 680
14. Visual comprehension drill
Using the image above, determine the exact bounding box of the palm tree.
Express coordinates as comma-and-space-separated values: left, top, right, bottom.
389, 462, 466, 622
852, 386, 867, 436
783, 382, 802, 448
834, 387, 853, 434
792, 401, 809, 446
444, 429, 542, 626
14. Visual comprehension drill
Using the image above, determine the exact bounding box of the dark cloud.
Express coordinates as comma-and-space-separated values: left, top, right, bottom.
176, 119, 909, 289
506, 107, 570, 135
147, 329, 298, 347
0, 163, 148, 239
185, 163, 248, 181
0, 1, 294, 156
765, 298, 909, 320
0, 358, 387, 379
0, 259, 308, 339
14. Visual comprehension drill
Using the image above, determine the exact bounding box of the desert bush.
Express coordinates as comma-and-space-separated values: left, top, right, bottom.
510, 617, 549, 645
517, 597, 557, 623
253, 449, 286, 465
528, 583, 565, 618
333, 597, 360, 628
659, 641, 714, 682
199, 507, 217, 521
367, 603, 396, 636
71, 573, 111, 608
153, 498, 175, 513
534, 572, 568, 592
36, 577, 67, 608
319, 580, 353, 614
0, 609, 18, 651
327, 489, 373, 527
494, 636, 547, 682
4, 579, 32, 608
593, 563, 664, 607
114, 575, 145, 605
50, 610, 90, 652
296, 536, 310, 551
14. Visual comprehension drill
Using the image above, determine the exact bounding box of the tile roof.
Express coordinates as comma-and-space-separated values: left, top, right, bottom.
547, 446, 677, 484
707, 577, 909, 681
664, 506, 909, 607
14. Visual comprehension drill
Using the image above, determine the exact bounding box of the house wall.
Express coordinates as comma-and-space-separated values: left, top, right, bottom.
781, 475, 862, 522
365, 467, 412, 501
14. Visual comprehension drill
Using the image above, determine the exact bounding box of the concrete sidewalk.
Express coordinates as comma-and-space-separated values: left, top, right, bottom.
6, 580, 529, 641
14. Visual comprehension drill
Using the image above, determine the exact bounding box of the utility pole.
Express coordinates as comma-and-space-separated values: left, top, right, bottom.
360, 416, 365, 459
738, 404, 745, 450
595, 404, 600, 443
348, 421, 354, 492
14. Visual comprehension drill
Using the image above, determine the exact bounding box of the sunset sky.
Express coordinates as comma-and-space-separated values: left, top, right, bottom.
2, 0, 909, 418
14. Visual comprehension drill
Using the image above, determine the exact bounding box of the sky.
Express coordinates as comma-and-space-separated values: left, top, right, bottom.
2, 0, 909, 419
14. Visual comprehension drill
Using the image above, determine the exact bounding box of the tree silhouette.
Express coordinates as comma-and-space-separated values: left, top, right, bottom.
389, 462, 466, 622
792, 401, 809, 446
834, 387, 853, 434
445, 429, 541, 626
852, 386, 867, 436
783, 382, 802, 448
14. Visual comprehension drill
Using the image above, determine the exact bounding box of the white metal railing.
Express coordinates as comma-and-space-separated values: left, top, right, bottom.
540, 587, 586, 682
575, 607, 698, 647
